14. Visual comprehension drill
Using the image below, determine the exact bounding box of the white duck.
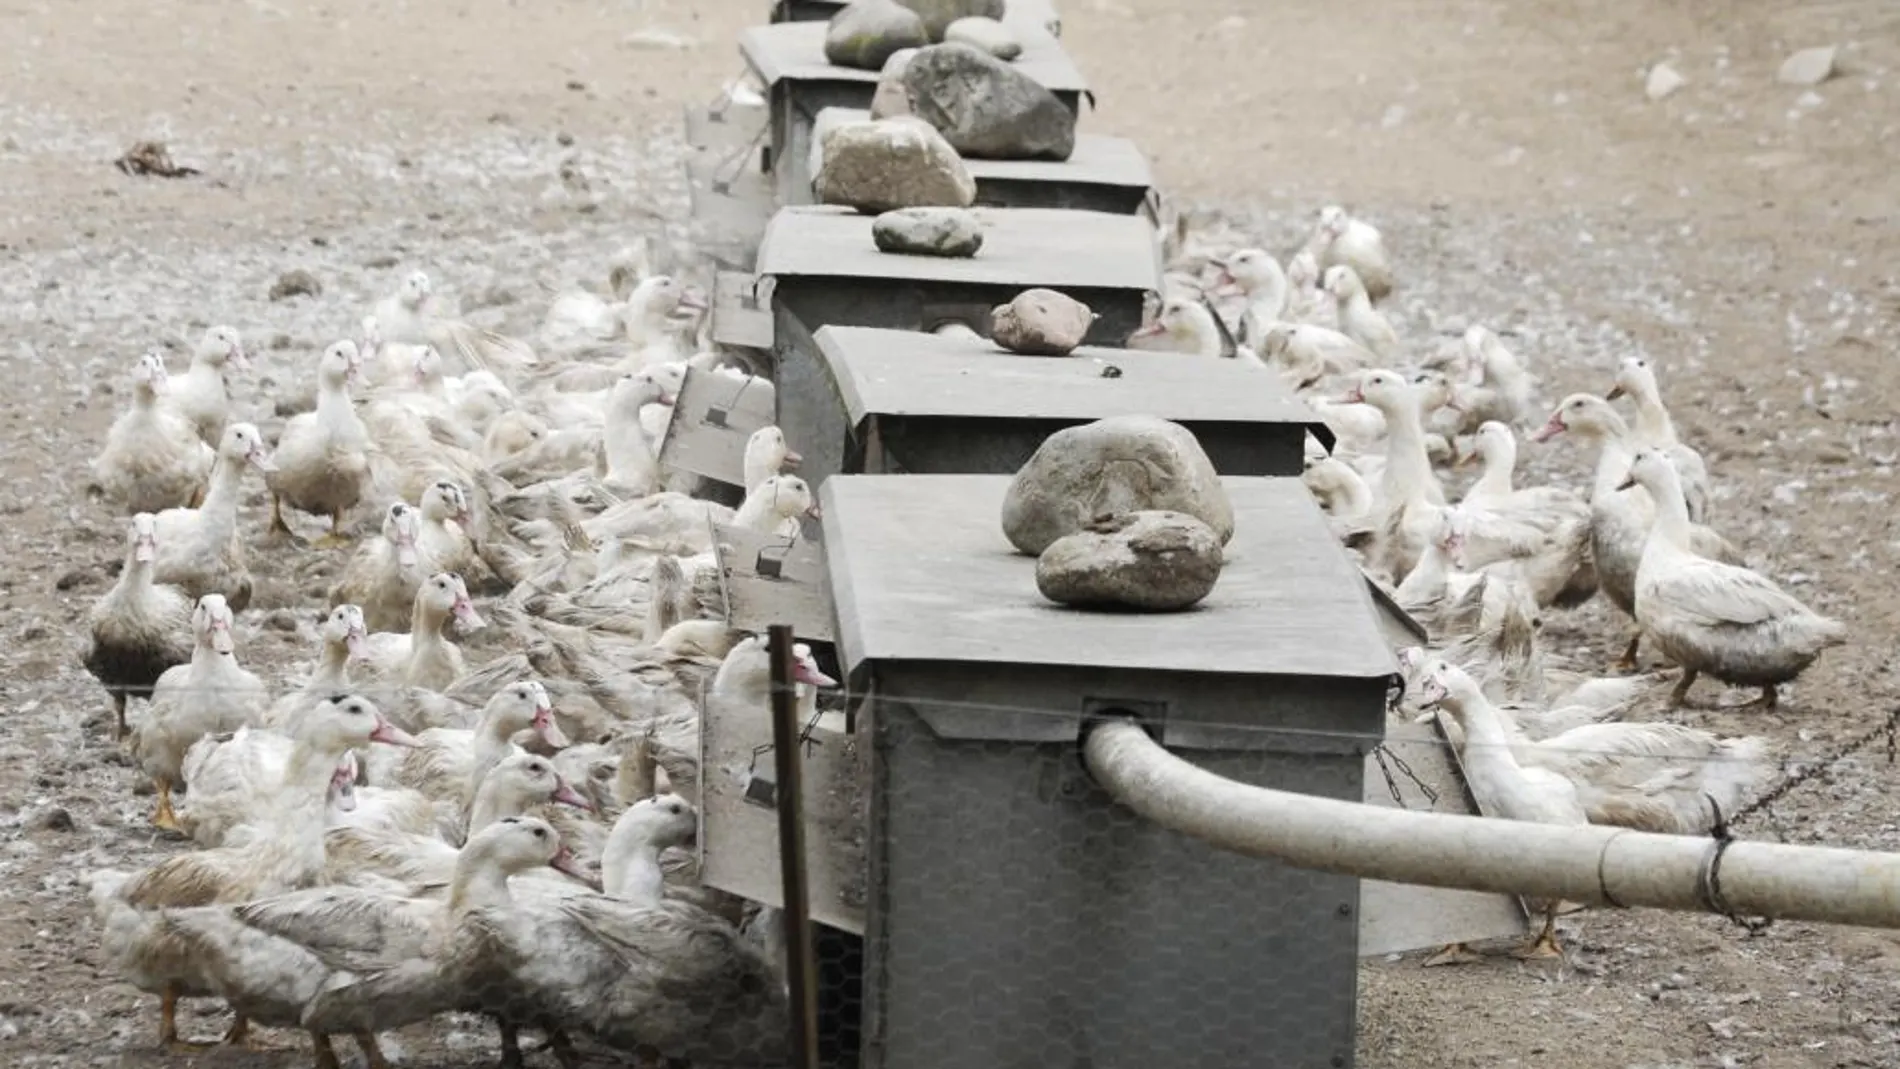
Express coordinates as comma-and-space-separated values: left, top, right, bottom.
1126, 297, 1225, 357
1323, 264, 1400, 360
373, 269, 539, 380
361, 680, 570, 805
268, 340, 373, 546
1532, 394, 1743, 669
743, 426, 803, 495
1212, 248, 1288, 347
165, 326, 250, 446
1462, 326, 1538, 430
1304, 205, 1393, 300
90, 350, 216, 514
263, 604, 370, 730
417, 479, 479, 576
1257, 323, 1375, 391
147, 421, 273, 614
332, 502, 429, 634
1284, 250, 1339, 329
84, 513, 193, 739
1414, 658, 1584, 962
1606, 356, 1712, 522
356, 572, 489, 691
1345, 370, 1446, 582
1622, 450, 1846, 708
602, 367, 680, 494
131, 594, 268, 832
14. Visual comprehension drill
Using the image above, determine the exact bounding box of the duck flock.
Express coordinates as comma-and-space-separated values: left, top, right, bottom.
73, 196, 1850, 1066
1153, 205, 1846, 961
81, 241, 826, 1068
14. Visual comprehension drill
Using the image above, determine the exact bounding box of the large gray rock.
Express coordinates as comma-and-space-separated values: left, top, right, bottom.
944, 16, 1023, 60
825, 0, 930, 71
873, 207, 984, 257
869, 48, 919, 119
1036, 511, 1224, 612
990, 288, 1094, 355
814, 117, 977, 214
894, 0, 1006, 40
901, 43, 1076, 161
1001, 416, 1235, 555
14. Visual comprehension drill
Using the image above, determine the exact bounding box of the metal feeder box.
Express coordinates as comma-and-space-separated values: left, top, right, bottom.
738, 20, 1088, 204
791, 324, 1327, 493
805, 106, 1153, 214
757, 205, 1159, 492
820, 473, 1395, 1069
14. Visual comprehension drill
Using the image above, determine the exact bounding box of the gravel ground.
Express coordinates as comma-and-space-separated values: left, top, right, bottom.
2, 0, 1898, 1067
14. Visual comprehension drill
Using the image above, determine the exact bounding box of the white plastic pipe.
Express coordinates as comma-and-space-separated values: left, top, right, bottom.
1084, 719, 1900, 930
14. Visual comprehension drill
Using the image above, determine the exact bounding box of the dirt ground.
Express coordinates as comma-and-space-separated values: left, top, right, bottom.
1, 0, 1898, 1067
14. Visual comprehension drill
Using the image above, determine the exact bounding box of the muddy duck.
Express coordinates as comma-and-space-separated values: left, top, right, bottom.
84, 513, 192, 738
150, 422, 276, 612
90, 350, 216, 514
269, 340, 373, 547
356, 571, 488, 691
90, 695, 420, 1053
1623, 450, 1846, 708
166, 326, 250, 446
131, 594, 268, 831
1607, 356, 1712, 522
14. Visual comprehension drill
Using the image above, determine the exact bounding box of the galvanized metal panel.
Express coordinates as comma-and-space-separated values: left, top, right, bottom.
698, 693, 866, 934
821, 474, 1397, 681
814, 324, 1321, 429
710, 271, 775, 350
713, 522, 836, 642
1358, 719, 1530, 956
865, 695, 1361, 1069
739, 20, 1085, 93
656, 367, 777, 488
684, 152, 774, 270
757, 206, 1161, 292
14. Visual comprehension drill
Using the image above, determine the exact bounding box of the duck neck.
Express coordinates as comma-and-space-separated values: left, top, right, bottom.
602, 406, 655, 483
732, 484, 786, 531
448, 850, 517, 916
465, 780, 528, 837
1395, 542, 1449, 603
467, 713, 525, 795
1579, 416, 1635, 502
1647, 471, 1695, 547
1447, 687, 1515, 763
315, 375, 353, 421
1628, 379, 1675, 443
602, 831, 668, 905
199, 454, 246, 526
1378, 394, 1437, 508
1471, 448, 1513, 500
311, 638, 352, 691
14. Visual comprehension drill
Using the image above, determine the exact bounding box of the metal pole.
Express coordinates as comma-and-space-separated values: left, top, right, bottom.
769, 624, 821, 1069
1083, 717, 1900, 930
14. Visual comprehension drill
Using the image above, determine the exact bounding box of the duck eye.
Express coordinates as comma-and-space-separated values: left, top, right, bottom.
532, 828, 547, 839
669, 803, 683, 814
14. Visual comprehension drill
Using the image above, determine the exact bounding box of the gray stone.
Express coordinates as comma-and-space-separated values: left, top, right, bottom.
990, 288, 1095, 355
894, 0, 1006, 40
268, 269, 322, 301
814, 117, 977, 214
1001, 415, 1236, 555
944, 16, 1022, 60
1777, 45, 1837, 87
872, 207, 984, 257
870, 49, 919, 118
1036, 511, 1225, 612
824, 0, 930, 72
901, 43, 1076, 161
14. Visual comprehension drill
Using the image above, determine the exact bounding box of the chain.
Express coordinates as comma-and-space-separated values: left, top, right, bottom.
1372, 743, 1440, 809
1727, 705, 1900, 828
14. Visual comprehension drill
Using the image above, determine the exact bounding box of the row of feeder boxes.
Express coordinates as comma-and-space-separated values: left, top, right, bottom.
679, 5, 1524, 1069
